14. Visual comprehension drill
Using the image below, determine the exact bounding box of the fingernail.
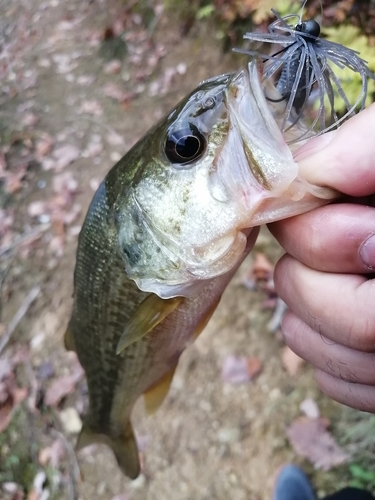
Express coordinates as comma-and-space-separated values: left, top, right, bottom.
293, 130, 337, 162
359, 234, 375, 269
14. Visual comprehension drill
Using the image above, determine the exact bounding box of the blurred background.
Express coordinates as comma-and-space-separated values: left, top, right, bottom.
1, 0, 375, 498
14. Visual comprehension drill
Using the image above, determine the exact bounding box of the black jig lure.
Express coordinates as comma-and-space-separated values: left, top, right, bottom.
235, 8, 375, 141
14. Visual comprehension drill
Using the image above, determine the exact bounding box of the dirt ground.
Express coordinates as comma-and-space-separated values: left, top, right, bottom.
1, 0, 373, 499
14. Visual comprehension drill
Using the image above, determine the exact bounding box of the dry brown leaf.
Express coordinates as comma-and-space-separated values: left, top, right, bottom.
35, 133, 54, 159
28, 201, 48, 218
52, 171, 78, 195
21, 113, 39, 128
44, 364, 84, 407
2, 162, 28, 194
38, 437, 65, 467
246, 357, 262, 378
286, 416, 349, 470
2, 482, 24, 500
103, 60, 122, 74
221, 355, 262, 385
103, 83, 134, 103
52, 145, 80, 171
38, 446, 51, 467
252, 252, 274, 279
0, 366, 28, 433
79, 100, 103, 116
281, 346, 304, 377
49, 437, 66, 467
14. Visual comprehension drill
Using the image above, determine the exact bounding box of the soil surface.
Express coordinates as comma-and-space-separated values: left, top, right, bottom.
1, 1, 370, 499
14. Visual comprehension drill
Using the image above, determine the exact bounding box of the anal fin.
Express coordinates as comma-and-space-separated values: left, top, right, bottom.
116, 294, 183, 354
143, 365, 177, 416
76, 419, 140, 480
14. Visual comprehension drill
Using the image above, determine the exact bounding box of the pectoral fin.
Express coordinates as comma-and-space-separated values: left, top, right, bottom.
76, 419, 140, 480
116, 294, 183, 354
143, 365, 177, 415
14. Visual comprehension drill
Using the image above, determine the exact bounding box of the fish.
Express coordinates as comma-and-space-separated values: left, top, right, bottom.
64, 58, 354, 479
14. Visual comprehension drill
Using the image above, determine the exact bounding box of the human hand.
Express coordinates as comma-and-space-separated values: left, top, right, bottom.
268, 104, 375, 413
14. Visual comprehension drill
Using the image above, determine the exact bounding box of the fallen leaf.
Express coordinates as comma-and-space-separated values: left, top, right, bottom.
0, 359, 13, 381
63, 203, 81, 225
76, 75, 96, 86
246, 357, 262, 378
286, 416, 349, 470
52, 145, 80, 171
35, 133, 54, 159
281, 346, 304, 377
2, 162, 28, 194
44, 364, 84, 407
105, 132, 125, 146
0, 366, 28, 433
253, 252, 274, 279
38, 437, 65, 468
242, 252, 275, 293
21, 113, 39, 127
103, 60, 122, 74
28, 201, 49, 218
37, 362, 55, 380
221, 355, 261, 385
103, 83, 133, 103
82, 136, 103, 158
49, 437, 66, 468
2, 482, 24, 500
52, 171, 78, 195
38, 446, 51, 466
79, 100, 103, 116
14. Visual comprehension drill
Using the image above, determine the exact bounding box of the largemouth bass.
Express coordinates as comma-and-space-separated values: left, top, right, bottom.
65, 61, 335, 479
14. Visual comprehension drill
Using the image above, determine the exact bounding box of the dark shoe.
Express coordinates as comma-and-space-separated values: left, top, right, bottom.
273, 464, 316, 500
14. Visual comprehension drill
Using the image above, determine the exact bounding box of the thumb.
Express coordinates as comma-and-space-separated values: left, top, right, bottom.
294, 103, 375, 198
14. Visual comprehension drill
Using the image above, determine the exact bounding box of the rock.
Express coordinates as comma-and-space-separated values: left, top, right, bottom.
59, 407, 82, 434
217, 427, 241, 444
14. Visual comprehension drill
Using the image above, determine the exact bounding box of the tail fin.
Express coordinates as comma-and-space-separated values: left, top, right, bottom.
76, 419, 140, 479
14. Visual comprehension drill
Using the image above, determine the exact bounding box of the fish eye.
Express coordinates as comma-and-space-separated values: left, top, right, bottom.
164, 123, 206, 164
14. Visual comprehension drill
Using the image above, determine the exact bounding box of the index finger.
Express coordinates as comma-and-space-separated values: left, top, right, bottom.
295, 103, 375, 198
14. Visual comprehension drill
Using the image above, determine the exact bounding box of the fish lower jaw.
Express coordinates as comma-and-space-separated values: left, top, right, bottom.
133, 230, 250, 299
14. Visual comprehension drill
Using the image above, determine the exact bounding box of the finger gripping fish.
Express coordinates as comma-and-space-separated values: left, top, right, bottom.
65, 60, 340, 479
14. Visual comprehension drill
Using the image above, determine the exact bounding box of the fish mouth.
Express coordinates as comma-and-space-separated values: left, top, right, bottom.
214, 59, 335, 229
226, 61, 300, 198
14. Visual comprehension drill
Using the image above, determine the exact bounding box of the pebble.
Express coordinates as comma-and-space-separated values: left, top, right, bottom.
217, 427, 241, 443
59, 407, 82, 434
130, 474, 146, 489
110, 151, 122, 162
